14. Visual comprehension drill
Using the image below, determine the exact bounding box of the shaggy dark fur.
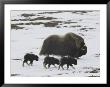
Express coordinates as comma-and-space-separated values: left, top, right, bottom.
43, 56, 59, 69
23, 53, 39, 67
58, 56, 77, 70
40, 32, 87, 58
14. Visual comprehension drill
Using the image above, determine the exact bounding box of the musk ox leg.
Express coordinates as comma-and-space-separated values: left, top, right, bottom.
70, 64, 75, 69
53, 64, 57, 68
30, 61, 33, 66
59, 64, 64, 70
58, 63, 64, 70
26, 61, 30, 66
22, 60, 28, 67
61, 65, 64, 70
48, 64, 51, 68
58, 65, 60, 70
22, 61, 25, 67
43, 62, 47, 69
67, 64, 69, 70
58, 63, 62, 70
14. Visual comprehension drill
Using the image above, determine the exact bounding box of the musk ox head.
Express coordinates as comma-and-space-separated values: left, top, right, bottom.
34, 55, 39, 61
80, 45, 87, 56
72, 58, 77, 65
40, 32, 87, 58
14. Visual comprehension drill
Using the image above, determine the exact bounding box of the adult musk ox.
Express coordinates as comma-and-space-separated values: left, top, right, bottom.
58, 56, 77, 70
23, 53, 39, 67
43, 56, 59, 69
39, 32, 87, 58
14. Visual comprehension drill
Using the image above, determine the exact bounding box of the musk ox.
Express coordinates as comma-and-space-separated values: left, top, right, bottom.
39, 32, 87, 58
22, 53, 39, 67
58, 56, 77, 70
43, 56, 59, 69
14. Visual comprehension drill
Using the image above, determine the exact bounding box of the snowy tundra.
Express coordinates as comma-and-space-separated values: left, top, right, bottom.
10, 10, 100, 77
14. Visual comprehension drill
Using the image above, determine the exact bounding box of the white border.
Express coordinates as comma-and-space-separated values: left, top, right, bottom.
4, 4, 107, 84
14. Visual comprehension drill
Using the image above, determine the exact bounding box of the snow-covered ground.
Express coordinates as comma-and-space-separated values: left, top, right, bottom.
10, 10, 100, 77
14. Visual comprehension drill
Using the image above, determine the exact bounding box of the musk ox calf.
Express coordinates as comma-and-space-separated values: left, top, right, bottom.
58, 56, 77, 70
22, 53, 39, 67
43, 56, 59, 69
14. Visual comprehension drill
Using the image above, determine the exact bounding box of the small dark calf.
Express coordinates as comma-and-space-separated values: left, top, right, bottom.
23, 53, 39, 67
58, 56, 77, 70
43, 56, 59, 69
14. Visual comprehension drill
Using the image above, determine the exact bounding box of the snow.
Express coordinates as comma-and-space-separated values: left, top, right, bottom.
10, 10, 100, 77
